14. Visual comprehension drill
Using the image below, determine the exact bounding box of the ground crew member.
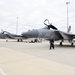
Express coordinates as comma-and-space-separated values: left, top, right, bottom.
49, 37, 54, 50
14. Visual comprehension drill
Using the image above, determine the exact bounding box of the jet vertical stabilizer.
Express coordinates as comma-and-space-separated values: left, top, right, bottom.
67, 26, 71, 33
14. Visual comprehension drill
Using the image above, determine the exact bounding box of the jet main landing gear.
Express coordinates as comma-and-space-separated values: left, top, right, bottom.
71, 42, 74, 46
60, 42, 62, 46
17, 39, 23, 42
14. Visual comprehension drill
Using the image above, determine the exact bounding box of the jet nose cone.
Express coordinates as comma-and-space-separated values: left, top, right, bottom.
22, 30, 38, 38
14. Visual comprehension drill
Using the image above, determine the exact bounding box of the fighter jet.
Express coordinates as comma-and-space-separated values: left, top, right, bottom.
1, 31, 27, 42
21, 19, 75, 46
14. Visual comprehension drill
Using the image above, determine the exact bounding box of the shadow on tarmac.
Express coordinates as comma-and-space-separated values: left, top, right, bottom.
55, 44, 75, 48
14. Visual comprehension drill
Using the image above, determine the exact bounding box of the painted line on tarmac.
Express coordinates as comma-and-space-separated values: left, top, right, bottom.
0, 68, 7, 75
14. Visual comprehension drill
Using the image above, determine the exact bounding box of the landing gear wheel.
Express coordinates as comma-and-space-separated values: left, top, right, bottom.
71, 42, 74, 46
60, 42, 62, 46
17, 39, 19, 42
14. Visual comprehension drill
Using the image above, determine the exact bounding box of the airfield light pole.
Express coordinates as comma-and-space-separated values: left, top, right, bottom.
16, 17, 18, 34
66, 2, 70, 32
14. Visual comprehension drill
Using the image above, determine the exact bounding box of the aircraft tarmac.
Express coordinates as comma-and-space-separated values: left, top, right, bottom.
0, 39, 75, 75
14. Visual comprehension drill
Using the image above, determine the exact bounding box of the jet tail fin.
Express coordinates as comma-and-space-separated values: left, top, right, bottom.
67, 26, 71, 33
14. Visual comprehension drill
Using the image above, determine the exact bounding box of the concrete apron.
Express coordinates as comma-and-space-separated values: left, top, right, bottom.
0, 47, 75, 75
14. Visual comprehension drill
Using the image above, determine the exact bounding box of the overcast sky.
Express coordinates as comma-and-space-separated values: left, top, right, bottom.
0, 0, 75, 34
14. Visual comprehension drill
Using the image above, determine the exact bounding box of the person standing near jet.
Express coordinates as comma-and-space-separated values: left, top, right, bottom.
49, 37, 54, 50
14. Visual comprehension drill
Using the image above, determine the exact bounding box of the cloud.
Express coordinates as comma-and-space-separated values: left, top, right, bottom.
0, 0, 75, 34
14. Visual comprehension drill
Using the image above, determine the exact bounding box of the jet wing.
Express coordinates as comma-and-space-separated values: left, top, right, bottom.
54, 30, 75, 40
5, 34, 23, 39
2, 31, 28, 39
